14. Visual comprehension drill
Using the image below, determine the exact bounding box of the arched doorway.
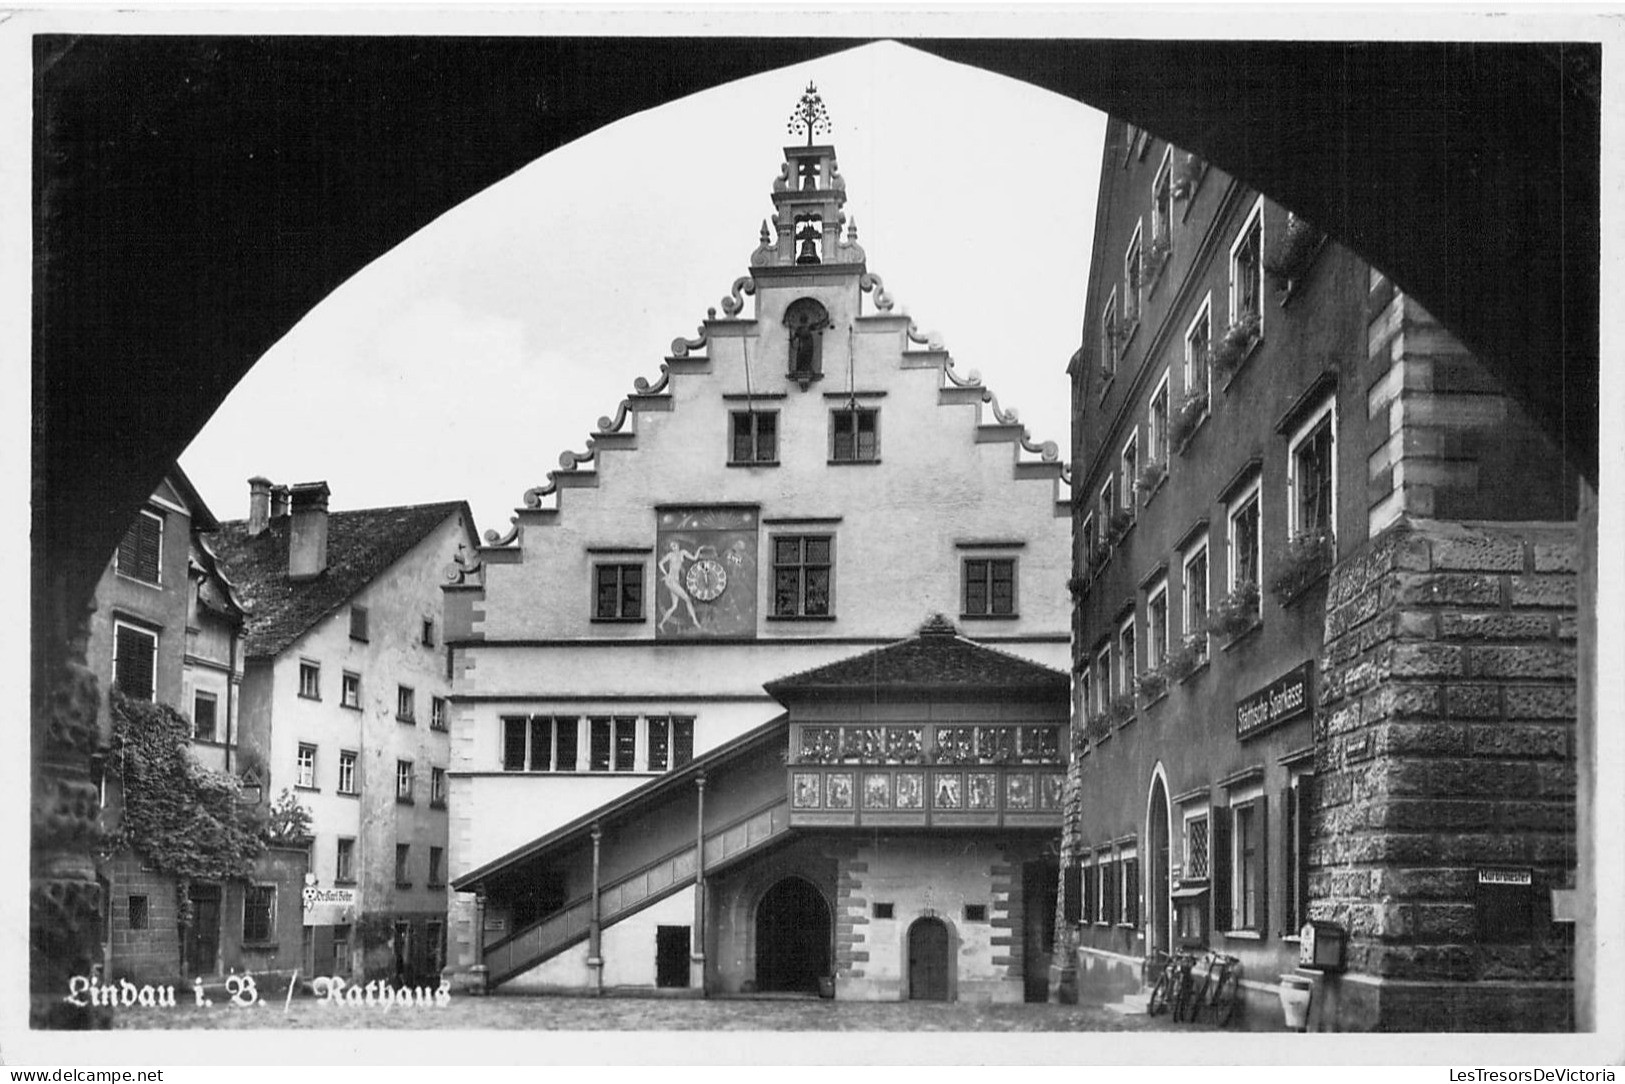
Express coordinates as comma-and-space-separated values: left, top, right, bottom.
754, 876, 830, 993
1148, 776, 1172, 954
907, 917, 951, 1001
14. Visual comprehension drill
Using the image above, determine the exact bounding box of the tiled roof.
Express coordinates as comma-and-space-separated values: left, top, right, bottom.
209, 501, 467, 659
763, 615, 1069, 701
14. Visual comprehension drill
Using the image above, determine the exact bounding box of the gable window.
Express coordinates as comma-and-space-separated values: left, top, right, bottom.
730, 410, 779, 464
647, 715, 695, 772
396, 685, 416, 723
428, 847, 446, 888
784, 297, 830, 382
116, 510, 163, 584
335, 838, 356, 884
296, 743, 317, 790
431, 696, 448, 731
830, 407, 879, 462
113, 621, 157, 701
1101, 289, 1120, 378
191, 691, 218, 742
772, 535, 833, 617
1117, 614, 1137, 697
298, 660, 320, 700
962, 558, 1016, 618
1289, 399, 1337, 543
349, 605, 369, 643
338, 750, 358, 795
1182, 539, 1210, 659
1230, 198, 1265, 329
421, 618, 435, 648
431, 767, 447, 808
396, 759, 414, 803
1146, 581, 1169, 672
1228, 478, 1263, 595
242, 885, 275, 944
341, 671, 361, 710
590, 716, 638, 773
395, 844, 411, 888
593, 563, 645, 622
1124, 221, 1144, 327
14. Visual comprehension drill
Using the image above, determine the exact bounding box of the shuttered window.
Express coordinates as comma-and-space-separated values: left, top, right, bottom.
113, 623, 157, 701
117, 511, 163, 584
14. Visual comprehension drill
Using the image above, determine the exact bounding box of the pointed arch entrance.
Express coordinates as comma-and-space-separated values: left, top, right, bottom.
754, 876, 831, 993
1147, 772, 1172, 954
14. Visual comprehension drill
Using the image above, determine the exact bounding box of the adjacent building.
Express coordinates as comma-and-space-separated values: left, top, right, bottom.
88, 467, 308, 984
210, 480, 477, 986
442, 119, 1073, 999
1061, 121, 1579, 1030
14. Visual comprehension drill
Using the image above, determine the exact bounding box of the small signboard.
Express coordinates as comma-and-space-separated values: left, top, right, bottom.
1235, 661, 1315, 740
1477, 868, 1535, 942
301, 886, 356, 925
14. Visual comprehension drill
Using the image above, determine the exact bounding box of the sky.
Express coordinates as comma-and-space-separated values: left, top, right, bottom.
178, 41, 1106, 538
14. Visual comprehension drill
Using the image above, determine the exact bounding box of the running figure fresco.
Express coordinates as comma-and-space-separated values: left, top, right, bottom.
654, 507, 759, 639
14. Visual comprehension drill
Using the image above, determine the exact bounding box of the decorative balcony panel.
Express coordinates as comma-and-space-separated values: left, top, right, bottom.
786, 764, 1066, 829
790, 722, 1065, 769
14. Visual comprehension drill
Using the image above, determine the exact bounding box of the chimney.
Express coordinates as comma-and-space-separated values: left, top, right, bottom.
287, 481, 331, 580
270, 485, 292, 519
247, 476, 272, 536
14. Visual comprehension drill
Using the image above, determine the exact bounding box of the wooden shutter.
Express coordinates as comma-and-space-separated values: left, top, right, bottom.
1257, 797, 1270, 939
1281, 785, 1296, 936
118, 512, 161, 582
114, 625, 155, 700
1063, 863, 1082, 923
1296, 776, 1316, 932
1211, 806, 1233, 933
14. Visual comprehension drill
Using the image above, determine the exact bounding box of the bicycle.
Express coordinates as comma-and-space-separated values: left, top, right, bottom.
1144, 948, 1197, 1019
1185, 950, 1243, 1026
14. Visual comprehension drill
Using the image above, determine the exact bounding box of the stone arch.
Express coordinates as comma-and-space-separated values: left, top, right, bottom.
1144, 762, 1174, 955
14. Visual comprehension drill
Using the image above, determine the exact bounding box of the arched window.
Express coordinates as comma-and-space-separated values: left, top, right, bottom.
783, 297, 830, 387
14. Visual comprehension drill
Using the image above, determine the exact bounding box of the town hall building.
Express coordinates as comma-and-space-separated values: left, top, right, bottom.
442, 93, 1073, 1000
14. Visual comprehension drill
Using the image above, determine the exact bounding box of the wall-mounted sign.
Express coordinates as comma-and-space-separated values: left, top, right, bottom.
1477, 867, 1535, 942
1235, 661, 1315, 740
302, 886, 356, 925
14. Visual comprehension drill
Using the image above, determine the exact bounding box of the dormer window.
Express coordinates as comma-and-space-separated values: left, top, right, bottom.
784, 297, 830, 387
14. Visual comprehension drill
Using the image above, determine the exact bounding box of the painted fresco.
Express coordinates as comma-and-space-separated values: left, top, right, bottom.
655, 507, 758, 638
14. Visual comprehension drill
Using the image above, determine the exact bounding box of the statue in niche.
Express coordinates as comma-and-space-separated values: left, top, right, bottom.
784, 296, 830, 387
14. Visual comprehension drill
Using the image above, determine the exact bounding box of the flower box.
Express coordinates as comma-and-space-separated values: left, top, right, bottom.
1171, 153, 1204, 201
1105, 507, 1136, 543
1171, 390, 1209, 450
1269, 531, 1335, 604
1135, 458, 1167, 497
1209, 582, 1261, 638
1263, 213, 1325, 285
1135, 667, 1169, 701
1211, 312, 1261, 373
1164, 636, 1207, 682
1106, 694, 1138, 726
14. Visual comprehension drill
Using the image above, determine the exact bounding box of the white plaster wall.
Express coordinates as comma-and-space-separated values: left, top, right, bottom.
504, 887, 695, 991
846, 837, 1021, 1004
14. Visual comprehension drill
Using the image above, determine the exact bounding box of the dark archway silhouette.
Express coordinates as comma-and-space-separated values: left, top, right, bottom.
907, 916, 951, 1001
754, 876, 831, 994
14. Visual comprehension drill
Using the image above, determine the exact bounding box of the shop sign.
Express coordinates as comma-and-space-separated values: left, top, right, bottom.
302, 886, 356, 924
1234, 661, 1314, 740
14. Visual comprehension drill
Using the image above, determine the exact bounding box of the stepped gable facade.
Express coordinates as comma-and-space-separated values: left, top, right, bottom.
442, 107, 1072, 999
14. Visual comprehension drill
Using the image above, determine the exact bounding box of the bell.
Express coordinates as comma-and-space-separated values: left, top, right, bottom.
796, 236, 821, 265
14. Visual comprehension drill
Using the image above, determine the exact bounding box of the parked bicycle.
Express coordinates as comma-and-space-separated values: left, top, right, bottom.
1184, 950, 1243, 1026
1144, 948, 1198, 1020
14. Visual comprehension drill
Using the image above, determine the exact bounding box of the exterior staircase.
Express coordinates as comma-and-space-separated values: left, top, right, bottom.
482, 797, 791, 986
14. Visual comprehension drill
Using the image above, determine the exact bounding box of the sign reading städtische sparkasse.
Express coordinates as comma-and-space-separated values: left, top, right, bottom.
1235, 661, 1315, 740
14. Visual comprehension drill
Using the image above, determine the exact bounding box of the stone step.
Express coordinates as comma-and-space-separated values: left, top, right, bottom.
1102, 993, 1152, 1015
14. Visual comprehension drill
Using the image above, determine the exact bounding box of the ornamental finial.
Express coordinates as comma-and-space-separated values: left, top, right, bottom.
787, 81, 832, 148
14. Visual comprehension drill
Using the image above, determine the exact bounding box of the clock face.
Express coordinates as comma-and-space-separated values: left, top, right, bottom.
685, 557, 729, 602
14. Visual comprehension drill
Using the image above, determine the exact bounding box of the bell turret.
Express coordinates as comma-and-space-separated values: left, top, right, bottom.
750, 84, 865, 269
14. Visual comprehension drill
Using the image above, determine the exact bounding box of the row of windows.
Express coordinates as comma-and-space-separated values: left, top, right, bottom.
1083, 403, 1336, 716
501, 714, 695, 774
296, 661, 447, 730
726, 406, 880, 465
295, 744, 446, 806
124, 886, 279, 945
326, 837, 444, 889
348, 604, 437, 649
596, 548, 1019, 623
1072, 776, 1314, 942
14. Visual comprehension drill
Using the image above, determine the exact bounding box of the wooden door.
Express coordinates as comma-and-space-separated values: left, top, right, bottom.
908, 918, 949, 1001
186, 885, 221, 977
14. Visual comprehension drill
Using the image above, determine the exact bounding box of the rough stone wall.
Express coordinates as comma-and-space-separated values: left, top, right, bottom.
106, 855, 180, 984
1312, 518, 1577, 1031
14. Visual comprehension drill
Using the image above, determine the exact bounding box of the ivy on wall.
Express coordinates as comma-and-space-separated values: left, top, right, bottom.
107, 692, 267, 884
